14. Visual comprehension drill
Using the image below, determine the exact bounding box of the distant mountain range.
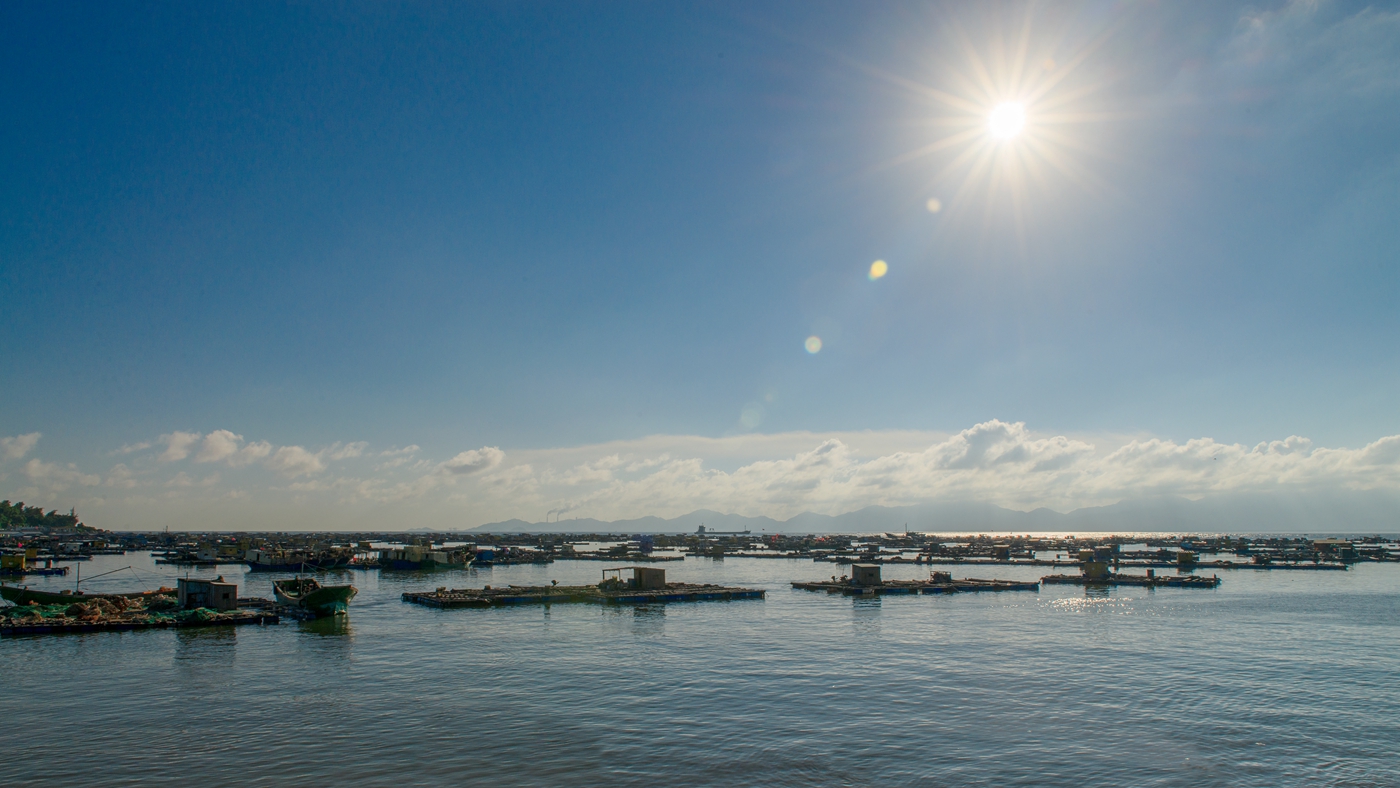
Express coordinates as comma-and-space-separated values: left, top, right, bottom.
468, 490, 1400, 535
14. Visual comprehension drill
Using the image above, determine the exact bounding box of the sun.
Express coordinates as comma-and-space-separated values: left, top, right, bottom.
988, 102, 1025, 140
848, 5, 1113, 246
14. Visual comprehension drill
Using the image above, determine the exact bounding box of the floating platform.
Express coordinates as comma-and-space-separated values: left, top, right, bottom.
404, 582, 763, 608
1041, 573, 1221, 588
793, 565, 1038, 596
563, 553, 684, 562
1114, 560, 1345, 571
472, 557, 556, 566
0, 567, 70, 577
153, 558, 248, 566
714, 552, 809, 559
792, 577, 1040, 596
402, 566, 762, 608
818, 555, 1078, 567
0, 609, 279, 637
598, 584, 764, 603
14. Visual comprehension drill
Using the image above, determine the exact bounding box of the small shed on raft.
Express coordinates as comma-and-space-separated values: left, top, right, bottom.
851, 564, 882, 586
602, 566, 668, 590
178, 577, 238, 611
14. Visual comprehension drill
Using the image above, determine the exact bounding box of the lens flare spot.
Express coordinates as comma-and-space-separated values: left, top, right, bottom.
868, 260, 888, 281
804, 336, 822, 354
989, 102, 1025, 140
926, 198, 942, 213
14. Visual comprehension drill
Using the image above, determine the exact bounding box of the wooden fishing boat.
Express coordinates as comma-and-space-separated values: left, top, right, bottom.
272, 577, 357, 617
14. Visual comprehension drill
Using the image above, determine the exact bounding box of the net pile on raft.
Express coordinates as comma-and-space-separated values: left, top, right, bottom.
0, 593, 242, 626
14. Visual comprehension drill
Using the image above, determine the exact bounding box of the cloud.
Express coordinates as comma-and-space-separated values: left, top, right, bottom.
20, 421, 1400, 529
341, 446, 506, 502
163, 471, 218, 488
23, 459, 100, 490
445, 420, 1400, 522
1215, 0, 1400, 105
372, 445, 422, 470
194, 430, 241, 463
192, 430, 272, 466
115, 441, 152, 455
442, 447, 505, 476
324, 442, 369, 461
264, 445, 327, 478
1, 432, 41, 461
159, 431, 202, 462
554, 454, 626, 485
106, 464, 137, 489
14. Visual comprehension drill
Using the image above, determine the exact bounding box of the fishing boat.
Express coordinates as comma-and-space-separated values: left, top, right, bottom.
272, 577, 357, 617
245, 547, 353, 572
377, 545, 473, 570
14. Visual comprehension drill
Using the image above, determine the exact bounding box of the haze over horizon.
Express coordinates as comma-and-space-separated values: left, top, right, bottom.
3, 1, 1398, 531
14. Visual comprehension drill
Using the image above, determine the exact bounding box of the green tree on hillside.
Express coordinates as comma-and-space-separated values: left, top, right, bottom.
0, 501, 85, 531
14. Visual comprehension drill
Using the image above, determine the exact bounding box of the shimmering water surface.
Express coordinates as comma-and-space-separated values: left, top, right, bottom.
4, 549, 1399, 787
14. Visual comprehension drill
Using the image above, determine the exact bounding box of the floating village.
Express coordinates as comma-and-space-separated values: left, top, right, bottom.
3, 502, 1398, 637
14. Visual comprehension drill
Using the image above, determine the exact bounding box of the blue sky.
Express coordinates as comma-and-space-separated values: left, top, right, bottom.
2, 1, 1398, 529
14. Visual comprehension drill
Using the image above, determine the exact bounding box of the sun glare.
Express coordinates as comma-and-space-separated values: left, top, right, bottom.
988, 102, 1025, 139
851, 5, 1112, 249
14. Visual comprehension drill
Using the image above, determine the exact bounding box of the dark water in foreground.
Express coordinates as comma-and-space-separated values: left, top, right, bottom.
4, 551, 1399, 787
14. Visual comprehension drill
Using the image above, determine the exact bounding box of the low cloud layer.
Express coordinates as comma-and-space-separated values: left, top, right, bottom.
4, 420, 1400, 530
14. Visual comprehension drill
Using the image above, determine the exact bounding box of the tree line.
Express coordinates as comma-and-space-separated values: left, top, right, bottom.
0, 500, 86, 531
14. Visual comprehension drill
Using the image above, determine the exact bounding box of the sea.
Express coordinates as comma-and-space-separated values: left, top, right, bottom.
3, 543, 1399, 787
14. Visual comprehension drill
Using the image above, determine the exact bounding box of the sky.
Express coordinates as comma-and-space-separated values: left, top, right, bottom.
2, 0, 1398, 530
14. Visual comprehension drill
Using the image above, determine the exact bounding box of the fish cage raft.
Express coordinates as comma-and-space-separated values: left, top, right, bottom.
1040, 572, 1221, 588
792, 565, 1040, 596
1, 605, 279, 637
403, 566, 764, 608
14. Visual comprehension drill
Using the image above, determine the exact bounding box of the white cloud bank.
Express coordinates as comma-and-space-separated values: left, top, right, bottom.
480, 421, 1400, 524
5, 421, 1400, 530
146, 430, 362, 478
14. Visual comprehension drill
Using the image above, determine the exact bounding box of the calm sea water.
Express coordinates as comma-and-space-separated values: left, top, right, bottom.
4, 546, 1399, 787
